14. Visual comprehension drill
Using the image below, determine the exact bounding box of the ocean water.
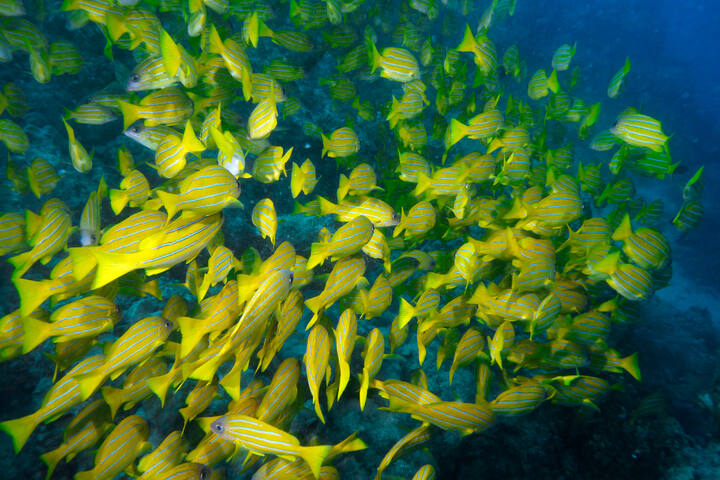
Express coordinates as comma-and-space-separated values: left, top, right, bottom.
1, 1, 719, 479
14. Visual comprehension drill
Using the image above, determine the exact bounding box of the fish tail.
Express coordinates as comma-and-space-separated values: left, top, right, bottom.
14, 277, 50, 317
147, 372, 175, 407
118, 100, 139, 130
397, 298, 415, 329
448, 118, 468, 149
306, 242, 327, 271
592, 250, 620, 277
336, 174, 350, 201
337, 359, 350, 401
359, 369, 370, 411
547, 69, 560, 93
320, 133, 330, 158
108, 188, 129, 215
300, 445, 331, 480
84, 248, 137, 290
0, 413, 39, 454
8, 250, 34, 279
622, 352, 641, 381
143, 278, 162, 300
290, 162, 303, 198
207, 25, 224, 55
412, 171, 431, 196
457, 24, 478, 53
74, 470, 94, 480
100, 386, 125, 419
40, 445, 63, 480
177, 316, 205, 359
156, 189, 181, 221
611, 213, 633, 241
623, 56, 631, 74
21, 316, 51, 354
487, 136, 503, 153
76, 369, 108, 401
160, 29, 181, 77
368, 38, 381, 73
316, 196, 336, 216
105, 12, 128, 41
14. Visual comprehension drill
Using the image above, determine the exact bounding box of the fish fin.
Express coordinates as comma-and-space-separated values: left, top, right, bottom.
337, 174, 350, 201
21, 316, 51, 354
40, 446, 63, 480
147, 372, 174, 407
547, 69, 560, 94
623, 352, 641, 381
8, 250, 34, 279
76, 369, 108, 401
177, 316, 205, 359
397, 298, 415, 329
317, 196, 336, 216
14, 277, 50, 318
359, 369, 370, 411
100, 386, 124, 419
160, 29, 181, 77
117, 100, 139, 130
457, 24, 478, 53
290, 162, 303, 198
83, 248, 136, 290
181, 120, 205, 153
368, 38, 381, 73
0, 413, 38, 454
611, 213, 632, 241
448, 118, 468, 149
156, 189, 181, 221
300, 445, 331, 480
306, 242, 327, 271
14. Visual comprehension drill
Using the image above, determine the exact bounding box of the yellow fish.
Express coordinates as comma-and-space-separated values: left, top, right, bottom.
321, 126, 360, 158
290, 158, 318, 198
304, 324, 331, 423
306, 215, 374, 269
153, 120, 205, 178
74, 415, 152, 480
333, 308, 357, 402
305, 256, 367, 328
317, 196, 399, 227
359, 328, 384, 411
63, 119, 92, 173
157, 165, 241, 220
251, 198, 277, 246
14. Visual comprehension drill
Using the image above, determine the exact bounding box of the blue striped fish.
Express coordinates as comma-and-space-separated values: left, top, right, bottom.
610, 111, 668, 152
109, 169, 150, 214
307, 215, 373, 269
607, 57, 631, 98
359, 328, 384, 410
369, 42, 419, 83
76, 316, 174, 399
490, 380, 547, 416
449, 327, 484, 384
74, 415, 151, 480
305, 324, 331, 423
210, 414, 331, 479
22, 295, 118, 353
158, 165, 240, 219
118, 87, 193, 129
333, 309, 357, 402
256, 358, 299, 425
135, 430, 184, 479
322, 126, 359, 158
375, 425, 432, 480
0, 354, 105, 453
252, 198, 277, 246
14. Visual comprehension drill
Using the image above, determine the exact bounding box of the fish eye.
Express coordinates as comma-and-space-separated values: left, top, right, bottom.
164, 320, 174, 330
210, 420, 223, 433
130, 74, 140, 82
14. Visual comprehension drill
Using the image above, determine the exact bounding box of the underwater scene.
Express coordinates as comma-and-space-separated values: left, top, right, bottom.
1, 0, 719, 478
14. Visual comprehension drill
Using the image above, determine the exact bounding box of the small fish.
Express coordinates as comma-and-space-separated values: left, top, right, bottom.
154, 120, 206, 178
612, 214, 670, 270
610, 111, 668, 152
180, 381, 218, 433
318, 196, 399, 227
333, 308, 357, 402
158, 165, 241, 220
456, 24, 497, 76
305, 323, 332, 423
337, 163, 379, 200
65, 102, 116, 125
322, 126, 360, 158
256, 358, 300, 425
9, 199, 72, 278
291, 158, 319, 198
0, 118, 29, 153
527, 69, 559, 100
359, 328, 385, 410
393, 200, 436, 239
607, 57, 631, 98
210, 414, 331, 479
252, 198, 278, 246
101, 357, 166, 419
305, 256, 367, 328
490, 380, 547, 416
369, 41, 420, 83
375, 425, 432, 480
40, 418, 112, 480
0, 212, 25, 256
80, 180, 105, 246
392, 400, 495, 434
551, 43, 576, 71
449, 327, 485, 385
307, 215, 374, 269
673, 200, 703, 232
206, 25, 252, 99
25, 157, 60, 198
118, 86, 193, 129
109, 169, 151, 214
412, 464, 436, 480
253, 146, 293, 184
73, 415, 151, 480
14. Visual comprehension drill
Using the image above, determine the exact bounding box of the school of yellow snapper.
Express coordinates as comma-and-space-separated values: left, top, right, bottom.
0, 0, 708, 478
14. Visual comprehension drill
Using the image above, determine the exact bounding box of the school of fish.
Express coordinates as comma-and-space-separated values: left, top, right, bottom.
0, 0, 707, 478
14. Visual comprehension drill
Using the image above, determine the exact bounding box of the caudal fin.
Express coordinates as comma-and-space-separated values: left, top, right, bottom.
14, 277, 50, 317
300, 445, 331, 480
0, 413, 39, 454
